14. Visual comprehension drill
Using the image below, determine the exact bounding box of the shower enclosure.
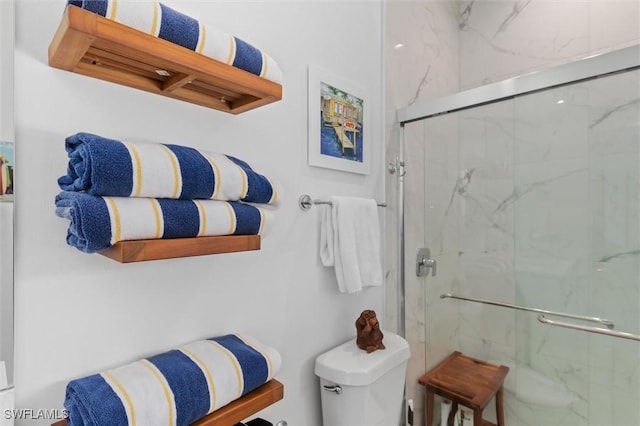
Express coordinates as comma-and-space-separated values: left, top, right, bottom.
397, 46, 640, 425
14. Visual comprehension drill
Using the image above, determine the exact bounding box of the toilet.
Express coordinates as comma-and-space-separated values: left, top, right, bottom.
314, 331, 410, 426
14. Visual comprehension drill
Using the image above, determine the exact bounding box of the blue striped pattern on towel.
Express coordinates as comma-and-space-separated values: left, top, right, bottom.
64, 334, 281, 426
67, 0, 283, 83
55, 191, 269, 253
58, 133, 279, 205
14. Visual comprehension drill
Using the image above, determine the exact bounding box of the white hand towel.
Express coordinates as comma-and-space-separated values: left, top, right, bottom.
320, 196, 383, 293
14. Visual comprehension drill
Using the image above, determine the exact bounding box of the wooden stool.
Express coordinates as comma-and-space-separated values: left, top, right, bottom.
418, 351, 509, 426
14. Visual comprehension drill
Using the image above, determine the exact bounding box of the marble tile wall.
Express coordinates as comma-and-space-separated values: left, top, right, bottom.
459, 0, 640, 90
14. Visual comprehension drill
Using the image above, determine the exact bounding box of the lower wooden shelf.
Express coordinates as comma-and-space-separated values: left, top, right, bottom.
52, 379, 283, 426
193, 380, 284, 426
99, 235, 261, 263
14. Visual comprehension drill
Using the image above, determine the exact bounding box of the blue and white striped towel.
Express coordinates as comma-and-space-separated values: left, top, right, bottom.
58, 133, 280, 205
55, 191, 271, 253
66, 0, 283, 83
64, 334, 282, 426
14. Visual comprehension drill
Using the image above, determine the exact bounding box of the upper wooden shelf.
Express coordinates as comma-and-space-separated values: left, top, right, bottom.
52, 379, 283, 426
99, 235, 261, 263
48, 6, 282, 114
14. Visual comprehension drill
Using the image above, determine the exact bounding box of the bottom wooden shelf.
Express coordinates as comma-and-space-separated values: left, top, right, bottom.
99, 235, 261, 263
193, 380, 284, 426
52, 379, 283, 426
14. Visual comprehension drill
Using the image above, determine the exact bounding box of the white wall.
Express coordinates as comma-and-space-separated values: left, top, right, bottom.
0, 0, 14, 140
13, 1, 384, 424
0, 0, 15, 389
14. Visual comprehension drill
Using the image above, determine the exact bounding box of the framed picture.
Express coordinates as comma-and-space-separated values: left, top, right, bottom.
307, 66, 370, 175
0, 141, 13, 202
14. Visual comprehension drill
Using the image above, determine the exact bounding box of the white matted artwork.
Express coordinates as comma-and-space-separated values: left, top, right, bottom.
307, 66, 370, 175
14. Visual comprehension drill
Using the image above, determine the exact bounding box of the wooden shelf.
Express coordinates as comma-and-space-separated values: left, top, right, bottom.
98, 235, 260, 263
193, 380, 284, 426
52, 379, 283, 426
48, 6, 282, 114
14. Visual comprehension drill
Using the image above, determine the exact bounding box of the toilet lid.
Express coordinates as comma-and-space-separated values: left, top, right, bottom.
314, 331, 410, 386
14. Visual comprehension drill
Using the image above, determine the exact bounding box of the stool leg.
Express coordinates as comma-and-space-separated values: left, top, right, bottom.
496, 386, 505, 426
447, 402, 458, 426
425, 391, 434, 426
473, 409, 483, 426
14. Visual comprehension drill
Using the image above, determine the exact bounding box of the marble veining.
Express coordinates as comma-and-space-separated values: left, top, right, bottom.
498, 168, 585, 212
590, 98, 640, 128
407, 64, 431, 106
494, 0, 533, 38
458, 0, 474, 31
598, 249, 640, 264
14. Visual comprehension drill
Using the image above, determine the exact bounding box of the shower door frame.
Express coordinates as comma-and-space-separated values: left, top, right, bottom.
397, 44, 640, 125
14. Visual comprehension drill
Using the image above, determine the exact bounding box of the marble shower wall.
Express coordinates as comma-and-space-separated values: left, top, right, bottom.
459, 0, 640, 90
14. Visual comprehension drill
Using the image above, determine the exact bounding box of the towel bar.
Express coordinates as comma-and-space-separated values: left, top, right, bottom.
298, 194, 386, 211
441, 293, 614, 328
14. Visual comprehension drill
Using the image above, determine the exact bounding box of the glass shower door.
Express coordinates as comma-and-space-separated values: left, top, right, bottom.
421, 67, 640, 425
512, 69, 640, 425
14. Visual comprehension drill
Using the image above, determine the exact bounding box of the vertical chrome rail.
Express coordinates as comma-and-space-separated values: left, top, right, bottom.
396, 125, 406, 339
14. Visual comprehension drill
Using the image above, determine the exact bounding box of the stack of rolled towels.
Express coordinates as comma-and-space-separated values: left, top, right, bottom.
55, 132, 280, 253
64, 333, 282, 426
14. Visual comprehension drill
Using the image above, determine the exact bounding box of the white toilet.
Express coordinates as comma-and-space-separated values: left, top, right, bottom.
314, 331, 410, 426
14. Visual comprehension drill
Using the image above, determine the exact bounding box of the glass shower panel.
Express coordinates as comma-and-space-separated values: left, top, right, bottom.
513, 81, 592, 426
422, 111, 460, 368
457, 100, 516, 366
511, 70, 640, 425
585, 69, 640, 426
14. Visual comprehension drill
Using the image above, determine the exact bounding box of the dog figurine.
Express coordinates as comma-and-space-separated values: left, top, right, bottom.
355, 309, 385, 353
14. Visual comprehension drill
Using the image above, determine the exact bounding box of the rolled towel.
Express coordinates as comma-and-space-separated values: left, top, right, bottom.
55, 191, 271, 253
64, 334, 282, 426
58, 133, 280, 205
66, 0, 283, 83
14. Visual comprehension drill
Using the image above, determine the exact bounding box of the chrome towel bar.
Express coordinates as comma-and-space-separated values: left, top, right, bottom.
298, 194, 387, 211
442, 293, 640, 341
537, 315, 640, 342
440, 293, 614, 328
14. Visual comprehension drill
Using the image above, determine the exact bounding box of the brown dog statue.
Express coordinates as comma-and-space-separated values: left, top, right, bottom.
355, 309, 385, 353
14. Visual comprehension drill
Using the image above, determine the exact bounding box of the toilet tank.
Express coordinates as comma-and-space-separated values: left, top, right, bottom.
314, 331, 410, 426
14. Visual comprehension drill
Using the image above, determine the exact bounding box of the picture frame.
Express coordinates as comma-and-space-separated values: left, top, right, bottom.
0, 141, 13, 202
307, 66, 370, 175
